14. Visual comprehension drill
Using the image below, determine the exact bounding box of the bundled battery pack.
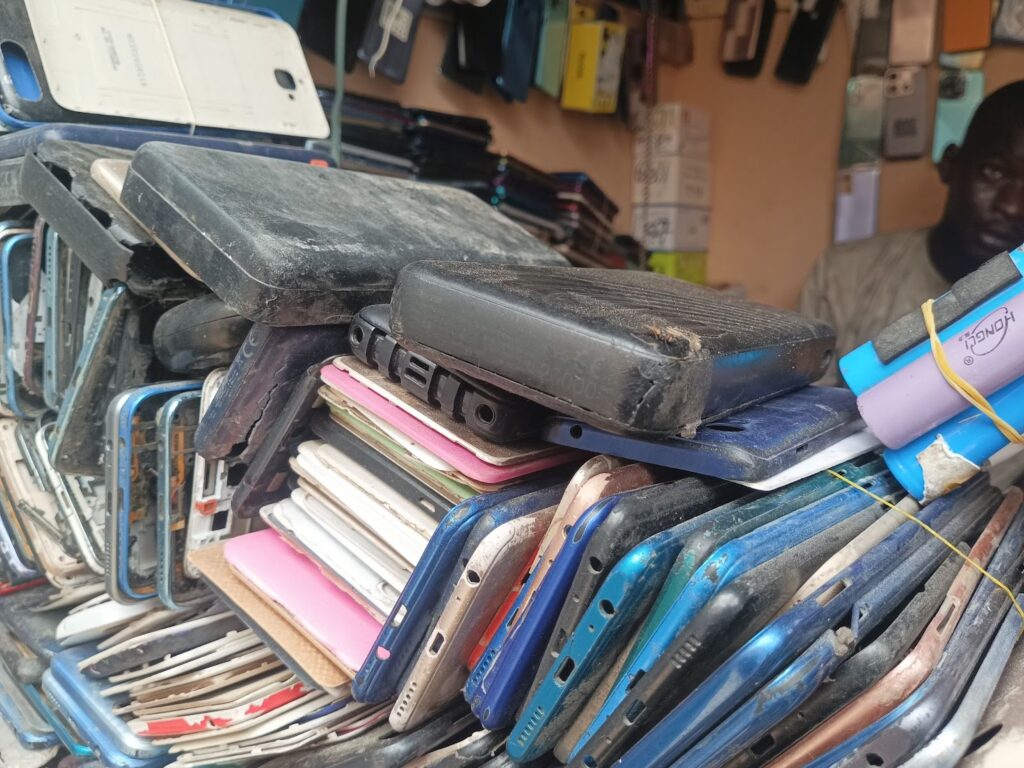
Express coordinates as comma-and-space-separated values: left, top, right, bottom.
118, 143, 567, 327
842, 248, 1024, 449
391, 262, 836, 436
841, 247, 1024, 500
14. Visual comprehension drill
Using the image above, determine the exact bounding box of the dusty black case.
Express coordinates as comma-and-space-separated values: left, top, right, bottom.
18, 141, 201, 298
230, 361, 327, 520
391, 263, 836, 437
118, 142, 567, 327
154, 294, 252, 375
193, 323, 348, 464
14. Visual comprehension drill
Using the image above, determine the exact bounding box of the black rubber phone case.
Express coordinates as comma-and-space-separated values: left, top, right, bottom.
530, 477, 741, 698
350, 304, 547, 444
19, 141, 201, 299
230, 361, 327, 520
309, 410, 451, 522
357, 0, 425, 84
722, 0, 776, 78
774, 0, 842, 84
118, 142, 566, 327
154, 294, 252, 375
194, 323, 348, 464
391, 263, 836, 437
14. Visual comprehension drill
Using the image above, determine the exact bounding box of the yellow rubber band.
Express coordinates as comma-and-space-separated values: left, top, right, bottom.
827, 470, 1024, 629
922, 299, 1024, 445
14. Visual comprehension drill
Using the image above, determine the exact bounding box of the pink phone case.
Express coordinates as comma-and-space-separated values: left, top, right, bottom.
224, 530, 382, 674
320, 366, 576, 484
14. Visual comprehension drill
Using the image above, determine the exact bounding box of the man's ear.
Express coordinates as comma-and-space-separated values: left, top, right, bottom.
938, 144, 960, 185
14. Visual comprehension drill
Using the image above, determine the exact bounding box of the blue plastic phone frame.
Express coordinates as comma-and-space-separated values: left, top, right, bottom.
116, 381, 203, 601
46, 645, 170, 767
509, 524, 685, 761
156, 390, 204, 611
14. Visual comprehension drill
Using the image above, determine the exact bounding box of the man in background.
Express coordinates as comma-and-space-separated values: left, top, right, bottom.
802, 80, 1024, 385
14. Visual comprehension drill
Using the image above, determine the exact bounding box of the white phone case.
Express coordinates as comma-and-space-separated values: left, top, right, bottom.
184, 370, 249, 578
261, 499, 400, 619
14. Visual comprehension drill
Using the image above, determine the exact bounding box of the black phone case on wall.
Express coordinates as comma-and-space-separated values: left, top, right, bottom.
775, 0, 842, 84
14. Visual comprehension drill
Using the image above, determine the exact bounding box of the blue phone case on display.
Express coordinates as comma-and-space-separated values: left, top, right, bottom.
45, 645, 170, 767
592, 471, 899, 741
463, 573, 530, 705
509, 526, 684, 762
439, 483, 567, 609
1, 231, 45, 419
614, 478, 986, 768
352, 480, 566, 704
680, 630, 852, 768
543, 387, 862, 482
112, 382, 203, 601
470, 493, 625, 729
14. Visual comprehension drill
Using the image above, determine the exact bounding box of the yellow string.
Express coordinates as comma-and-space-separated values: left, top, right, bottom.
827, 470, 1024, 628
921, 299, 1024, 444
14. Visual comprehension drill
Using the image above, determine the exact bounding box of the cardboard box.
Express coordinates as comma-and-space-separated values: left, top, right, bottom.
634, 102, 711, 159
633, 204, 711, 252
632, 155, 711, 207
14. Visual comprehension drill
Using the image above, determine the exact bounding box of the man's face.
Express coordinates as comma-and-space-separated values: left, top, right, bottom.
945, 128, 1024, 268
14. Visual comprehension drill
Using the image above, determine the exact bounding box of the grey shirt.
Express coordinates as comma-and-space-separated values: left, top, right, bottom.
800, 229, 951, 386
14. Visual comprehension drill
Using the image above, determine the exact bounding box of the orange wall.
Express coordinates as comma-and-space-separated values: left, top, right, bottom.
317, 12, 1024, 309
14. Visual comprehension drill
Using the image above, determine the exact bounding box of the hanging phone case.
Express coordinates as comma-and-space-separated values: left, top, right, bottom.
850, 0, 892, 75
889, 0, 937, 65
942, 0, 992, 53
722, 0, 776, 77
775, 0, 842, 84
932, 69, 984, 163
883, 66, 928, 159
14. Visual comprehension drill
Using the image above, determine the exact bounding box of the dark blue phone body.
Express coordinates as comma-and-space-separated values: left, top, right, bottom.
509, 524, 686, 761
469, 493, 624, 729
543, 387, 862, 482
804, 504, 1024, 768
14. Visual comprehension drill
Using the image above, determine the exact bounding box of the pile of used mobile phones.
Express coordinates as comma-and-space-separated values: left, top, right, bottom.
0, 94, 1021, 768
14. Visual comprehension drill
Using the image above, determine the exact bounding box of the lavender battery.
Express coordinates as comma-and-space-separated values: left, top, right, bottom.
857, 290, 1024, 449
884, 373, 1024, 501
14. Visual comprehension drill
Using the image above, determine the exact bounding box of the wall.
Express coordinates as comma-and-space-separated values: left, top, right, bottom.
314, 12, 1024, 309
